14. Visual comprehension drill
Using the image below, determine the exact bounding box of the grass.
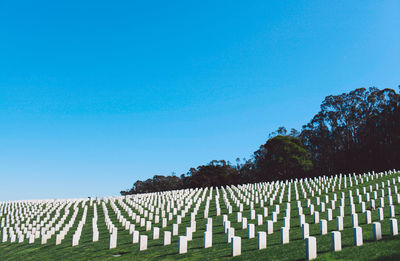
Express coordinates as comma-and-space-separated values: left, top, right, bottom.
1, 171, 400, 260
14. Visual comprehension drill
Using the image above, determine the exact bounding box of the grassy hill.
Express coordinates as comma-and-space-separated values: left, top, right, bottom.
1, 171, 400, 260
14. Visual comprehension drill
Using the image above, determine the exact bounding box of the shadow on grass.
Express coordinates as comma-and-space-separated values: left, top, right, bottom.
156, 251, 181, 258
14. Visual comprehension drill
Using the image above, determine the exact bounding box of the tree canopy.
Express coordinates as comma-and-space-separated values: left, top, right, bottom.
254, 135, 313, 181
187, 160, 240, 188
300, 87, 400, 175
121, 86, 400, 195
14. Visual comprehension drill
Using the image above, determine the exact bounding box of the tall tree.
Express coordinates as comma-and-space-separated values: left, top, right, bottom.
301, 87, 400, 174
254, 135, 313, 181
187, 160, 240, 188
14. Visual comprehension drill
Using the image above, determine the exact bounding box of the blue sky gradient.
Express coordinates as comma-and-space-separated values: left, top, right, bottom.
0, 1, 399, 200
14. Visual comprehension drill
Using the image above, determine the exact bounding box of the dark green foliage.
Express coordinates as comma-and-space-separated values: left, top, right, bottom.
121, 86, 400, 195
121, 175, 183, 194
186, 160, 242, 188
254, 135, 313, 181
301, 87, 400, 175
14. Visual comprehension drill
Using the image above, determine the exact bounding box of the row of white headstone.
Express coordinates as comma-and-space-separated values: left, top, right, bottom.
0, 169, 399, 260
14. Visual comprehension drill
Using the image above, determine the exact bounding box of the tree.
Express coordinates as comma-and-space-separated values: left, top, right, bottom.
121, 86, 400, 195
254, 135, 313, 181
300, 87, 400, 174
120, 174, 183, 194
187, 160, 240, 188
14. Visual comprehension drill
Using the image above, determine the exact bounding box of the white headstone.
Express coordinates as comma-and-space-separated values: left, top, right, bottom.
320, 220, 327, 235
163, 231, 171, 245
186, 227, 193, 241
237, 212, 242, 223
353, 227, 363, 246
390, 218, 398, 236
336, 216, 343, 231
250, 210, 256, 220
378, 208, 384, 221
93, 230, 99, 242
266, 220, 274, 234
281, 227, 289, 244
29, 234, 35, 244
227, 227, 235, 243
140, 235, 148, 251
257, 231, 267, 250
178, 236, 187, 254
390, 206, 395, 218
248, 224, 255, 238
204, 231, 212, 248
326, 209, 333, 221
302, 223, 310, 239
257, 214, 263, 226
272, 212, 278, 222
284, 217, 290, 229
373, 222, 382, 241
109, 228, 117, 249
314, 211, 320, 224
242, 217, 248, 230
173, 224, 179, 236
231, 236, 241, 257
153, 227, 160, 240
146, 221, 152, 231
352, 214, 358, 227
299, 214, 305, 227
305, 236, 317, 260
365, 210, 372, 224
331, 231, 341, 251
132, 230, 139, 243
263, 207, 268, 217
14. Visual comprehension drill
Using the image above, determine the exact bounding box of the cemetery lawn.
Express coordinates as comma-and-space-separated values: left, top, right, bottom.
1, 172, 400, 260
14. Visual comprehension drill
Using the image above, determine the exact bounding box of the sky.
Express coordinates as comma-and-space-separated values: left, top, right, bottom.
0, 1, 399, 201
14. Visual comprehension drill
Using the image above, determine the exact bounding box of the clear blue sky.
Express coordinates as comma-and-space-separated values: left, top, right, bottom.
0, 1, 399, 200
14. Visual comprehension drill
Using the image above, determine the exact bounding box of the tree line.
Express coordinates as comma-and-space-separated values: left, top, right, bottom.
121, 86, 400, 195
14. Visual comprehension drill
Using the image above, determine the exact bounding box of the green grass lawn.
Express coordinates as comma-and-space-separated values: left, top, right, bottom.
1, 171, 400, 260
